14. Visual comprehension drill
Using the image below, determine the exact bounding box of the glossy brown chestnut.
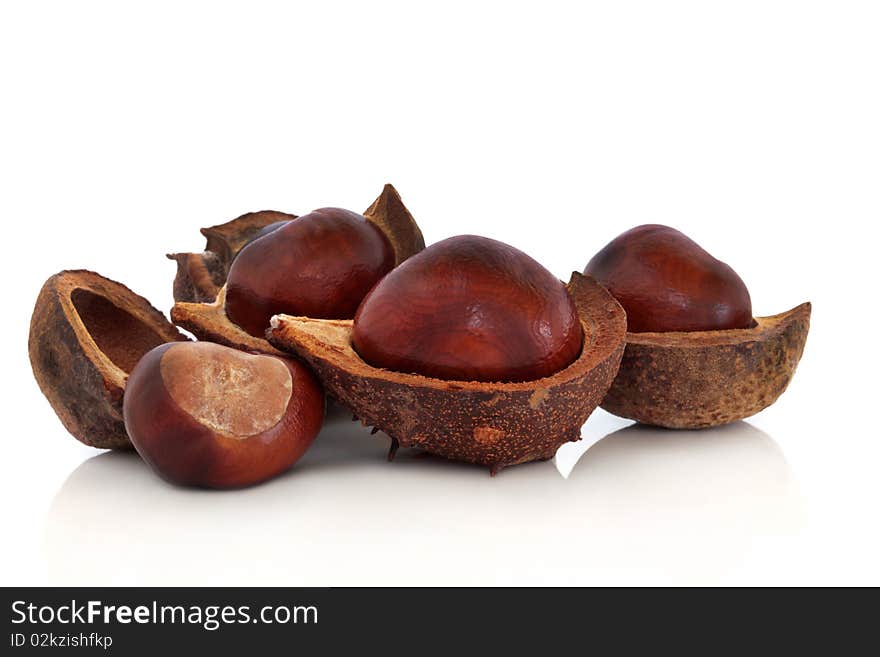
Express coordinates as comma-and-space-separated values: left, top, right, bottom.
225, 207, 395, 338
170, 185, 425, 354
352, 235, 583, 383
584, 224, 753, 333
123, 341, 324, 488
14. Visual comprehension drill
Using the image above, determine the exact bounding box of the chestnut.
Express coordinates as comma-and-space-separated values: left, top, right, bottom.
168, 210, 298, 304
585, 225, 810, 428
584, 224, 753, 333
171, 184, 425, 355
122, 341, 324, 488
352, 235, 583, 383
243, 219, 290, 247
269, 249, 627, 473
225, 207, 395, 337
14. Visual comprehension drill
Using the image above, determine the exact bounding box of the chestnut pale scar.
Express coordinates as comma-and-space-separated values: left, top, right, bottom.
160, 342, 292, 437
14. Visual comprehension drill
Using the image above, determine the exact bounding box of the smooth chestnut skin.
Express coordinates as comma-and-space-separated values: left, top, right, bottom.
352, 235, 583, 383
123, 342, 324, 488
244, 220, 290, 247
225, 207, 395, 337
584, 225, 753, 333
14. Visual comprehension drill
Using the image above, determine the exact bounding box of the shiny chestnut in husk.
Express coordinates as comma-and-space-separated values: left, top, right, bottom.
226, 207, 395, 337
170, 184, 426, 355
353, 235, 583, 382
584, 224, 753, 333
585, 224, 810, 429
269, 231, 627, 472
123, 341, 324, 488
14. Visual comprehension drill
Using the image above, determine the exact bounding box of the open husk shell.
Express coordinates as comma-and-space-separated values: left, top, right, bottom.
29, 270, 188, 449
601, 302, 811, 428
267, 273, 626, 473
170, 184, 424, 353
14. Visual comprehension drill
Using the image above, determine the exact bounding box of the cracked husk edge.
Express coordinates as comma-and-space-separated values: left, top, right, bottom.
170, 286, 285, 356
363, 183, 425, 265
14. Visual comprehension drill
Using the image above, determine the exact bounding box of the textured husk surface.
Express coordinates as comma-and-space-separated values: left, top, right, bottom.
171, 286, 286, 356
267, 273, 626, 471
362, 183, 425, 265
169, 184, 425, 353
28, 270, 187, 449
601, 302, 811, 428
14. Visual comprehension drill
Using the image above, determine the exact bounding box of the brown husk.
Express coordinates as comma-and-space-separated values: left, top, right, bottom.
363, 184, 425, 265
267, 273, 626, 472
171, 286, 286, 356
601, 302, 811, 428
29, 270, 188, 449
168, 210, 297, 303
170, 184, 425, 352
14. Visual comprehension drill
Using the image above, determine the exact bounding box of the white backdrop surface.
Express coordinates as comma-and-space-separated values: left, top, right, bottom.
1, 1, 878, 585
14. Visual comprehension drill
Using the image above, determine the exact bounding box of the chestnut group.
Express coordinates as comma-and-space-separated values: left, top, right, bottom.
29, 185, 810, 487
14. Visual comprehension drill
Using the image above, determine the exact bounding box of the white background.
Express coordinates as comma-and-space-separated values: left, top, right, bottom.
2, 1, 878, 585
